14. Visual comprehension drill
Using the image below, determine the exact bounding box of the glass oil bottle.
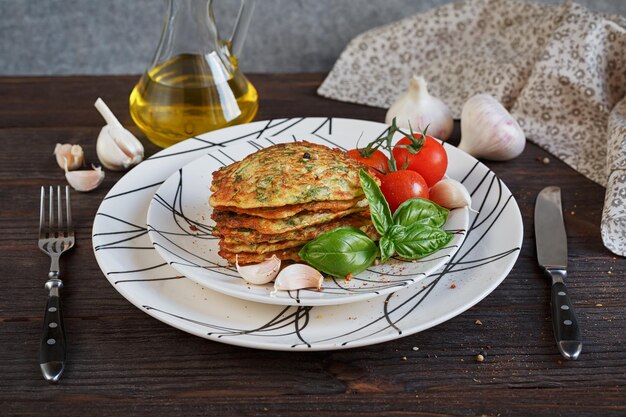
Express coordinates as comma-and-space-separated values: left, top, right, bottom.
129, 0, 258, 148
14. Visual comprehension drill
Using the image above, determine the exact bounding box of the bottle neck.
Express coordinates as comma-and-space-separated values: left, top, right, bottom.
151, 0, 221, 67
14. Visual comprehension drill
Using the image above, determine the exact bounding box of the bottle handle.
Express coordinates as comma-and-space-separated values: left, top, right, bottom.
229, 0, 256, 57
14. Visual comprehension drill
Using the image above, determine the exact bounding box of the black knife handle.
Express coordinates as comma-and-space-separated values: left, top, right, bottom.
545, 271, 582, 360
39, 279, 66, 382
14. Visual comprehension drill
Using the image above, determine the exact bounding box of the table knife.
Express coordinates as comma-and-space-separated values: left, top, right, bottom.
534, 186, 582, 360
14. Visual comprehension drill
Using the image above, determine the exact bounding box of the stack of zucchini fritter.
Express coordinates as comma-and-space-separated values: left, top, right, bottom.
210, 141, 378, 264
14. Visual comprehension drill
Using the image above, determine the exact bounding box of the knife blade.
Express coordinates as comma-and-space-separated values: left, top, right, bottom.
535, 186, 582, 360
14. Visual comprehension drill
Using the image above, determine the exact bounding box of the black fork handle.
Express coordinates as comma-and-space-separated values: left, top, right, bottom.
39, 278, 66, 382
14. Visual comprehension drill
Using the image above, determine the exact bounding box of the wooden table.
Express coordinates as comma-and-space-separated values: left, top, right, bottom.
1, 74, 624, 417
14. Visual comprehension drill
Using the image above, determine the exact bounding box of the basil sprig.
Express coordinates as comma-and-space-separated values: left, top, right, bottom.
362, 168, 452, 260
299, 170, 453, 278
298, 227, 377, 277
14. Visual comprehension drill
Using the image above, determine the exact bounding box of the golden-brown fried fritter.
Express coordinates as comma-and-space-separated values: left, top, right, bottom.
214, 213, 374, 244
212, 206, 368, 235
210, 141, 376, 209
219, 239, 307, 254
213, 197, 366, 219
219, 224, 380, 254
218, 247, 303, 264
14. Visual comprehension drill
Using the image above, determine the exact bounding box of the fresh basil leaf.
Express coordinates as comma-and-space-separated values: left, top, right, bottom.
359, 169, 392, 235
386, 224, 406, 241
393, 224, 453, 260
379, 235, 395, 263
393, 198, 449, 228
298, 226, 377, 277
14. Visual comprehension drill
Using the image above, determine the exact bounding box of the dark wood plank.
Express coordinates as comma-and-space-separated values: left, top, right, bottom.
0, 75, 624, 417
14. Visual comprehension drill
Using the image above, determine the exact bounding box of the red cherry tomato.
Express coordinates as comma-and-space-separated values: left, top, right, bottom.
392, 135, 448, 187
346, 149, 388, 179
380, 170, 429, 213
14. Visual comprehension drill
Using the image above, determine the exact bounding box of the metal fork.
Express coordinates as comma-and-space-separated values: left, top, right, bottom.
38, 186, 74, 382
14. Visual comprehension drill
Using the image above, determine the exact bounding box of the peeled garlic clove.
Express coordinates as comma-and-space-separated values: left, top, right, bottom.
429, 179, 475, 211
273, 264, 324, 291
459, 94, 525, 161
65, 163, 105, 192
95, 98, 144, 171
53, 143, 84, 171
385, 75, 454, 141
236, 255, 281, 285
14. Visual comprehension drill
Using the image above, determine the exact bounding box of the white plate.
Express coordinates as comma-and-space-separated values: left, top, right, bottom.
93, 117, 523, 351
146, 134, 468, 306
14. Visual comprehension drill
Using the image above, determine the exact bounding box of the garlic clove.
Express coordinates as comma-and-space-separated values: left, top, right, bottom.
94, 98, 144, 171
236, 255, 281, 285
96, 126, 144, 171
64, 163, 105, 192
429, 179, 475, 211
53, 143, 84, 171
385, 75, 454, 141
459, 94, 525, 161
273, 264, 324, 291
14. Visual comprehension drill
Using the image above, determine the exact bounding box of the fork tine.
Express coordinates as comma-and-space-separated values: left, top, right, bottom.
39, 186, 45, 239
57, 185, 63, 236
65, 186, 73, 237
48, 185, 54, 236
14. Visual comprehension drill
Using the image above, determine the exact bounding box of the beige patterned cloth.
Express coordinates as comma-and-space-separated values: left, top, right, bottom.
318, 0, 626, 257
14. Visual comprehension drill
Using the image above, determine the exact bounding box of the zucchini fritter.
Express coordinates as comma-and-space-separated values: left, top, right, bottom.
214, 213, 374, 244
210, 141, 375, 209
213, 197, 366, 219
218, 247, 303, 264
219, 239, 308, 254
212, 207, 367, 235
220, 224, 380, 253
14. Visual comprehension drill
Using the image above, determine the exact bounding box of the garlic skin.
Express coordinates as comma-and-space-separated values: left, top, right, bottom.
385, 75, 454, 141
429, 179, 474, 211
236, 255, 281, 285
53, 143, 84, 171
273, 264, 324, 291
95, 98, 144, 171
65, 163, 105, 192
459, 94, 525, 161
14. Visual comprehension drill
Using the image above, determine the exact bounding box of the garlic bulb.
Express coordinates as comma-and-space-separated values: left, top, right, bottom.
385, 75, 453, 141
429, 179, 474, 211
236, 255, 281, 285
459, 94, 525, 161
53, 143, 84, 171
273, 264, 324, 291
64, 163, 105, 192
95, 98, 144, 171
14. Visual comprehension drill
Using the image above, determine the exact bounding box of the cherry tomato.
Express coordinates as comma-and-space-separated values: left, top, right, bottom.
392, 135, 448, 187
347, 149, 388, 179
380, 170, 429, 213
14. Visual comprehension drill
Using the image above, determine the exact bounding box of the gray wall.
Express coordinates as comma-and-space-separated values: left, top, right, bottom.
1, 0, 624, 75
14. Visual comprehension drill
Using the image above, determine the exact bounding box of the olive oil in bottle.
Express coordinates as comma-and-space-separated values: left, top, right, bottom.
129, 54, 258, 148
